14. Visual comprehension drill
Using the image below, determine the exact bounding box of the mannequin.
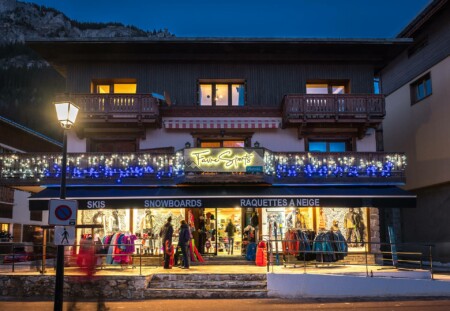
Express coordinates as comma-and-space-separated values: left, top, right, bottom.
140, 209, 155, 254
92, 210, 106, 235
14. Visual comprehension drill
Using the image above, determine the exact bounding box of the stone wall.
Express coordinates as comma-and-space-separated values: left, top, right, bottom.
0, 275, 151, 300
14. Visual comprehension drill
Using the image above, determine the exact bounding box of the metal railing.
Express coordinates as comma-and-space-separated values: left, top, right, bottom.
0, 240, 436, 280
263, 238, 435, 279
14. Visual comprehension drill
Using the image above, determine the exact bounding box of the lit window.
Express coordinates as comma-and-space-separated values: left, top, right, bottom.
199, 81, 245, 106
306, 84, 328, 94
411, 73, 432, 104
215, 84, 228, 106
92, 80, 137, 94
96, 85, 110, 94
114, 84, 137, 94
200, 84, 212, 106
306, 82, 348, 94
200, 140, 246, 148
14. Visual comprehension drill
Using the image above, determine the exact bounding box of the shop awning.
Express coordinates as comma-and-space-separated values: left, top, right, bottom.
29, 185, 416, 211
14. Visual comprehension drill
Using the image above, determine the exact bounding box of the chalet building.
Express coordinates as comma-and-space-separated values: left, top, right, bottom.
0, 116, 61, 243
0, 36, 416, 264
380, 0, 450, 263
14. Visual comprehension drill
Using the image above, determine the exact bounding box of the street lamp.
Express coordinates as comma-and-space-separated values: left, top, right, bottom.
54, 101, 79, 311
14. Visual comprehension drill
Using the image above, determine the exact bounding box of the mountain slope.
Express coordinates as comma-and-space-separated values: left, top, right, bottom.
0, 0, 174, 140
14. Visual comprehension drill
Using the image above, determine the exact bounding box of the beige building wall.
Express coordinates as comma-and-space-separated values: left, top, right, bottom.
384, 56, 450, 190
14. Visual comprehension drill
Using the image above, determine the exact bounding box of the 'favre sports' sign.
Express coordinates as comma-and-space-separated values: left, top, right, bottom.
184, 148, 265, 173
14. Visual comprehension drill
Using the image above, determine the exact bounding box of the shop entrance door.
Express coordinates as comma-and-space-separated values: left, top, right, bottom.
203, 208, 242, 256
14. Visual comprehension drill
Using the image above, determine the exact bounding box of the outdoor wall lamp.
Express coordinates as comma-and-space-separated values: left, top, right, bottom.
254, 141, 260, 148
185, 141, 191, 148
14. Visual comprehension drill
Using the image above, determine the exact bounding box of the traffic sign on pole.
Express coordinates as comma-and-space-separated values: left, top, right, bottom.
48, 199, 78, 226
54, 226, 75, 245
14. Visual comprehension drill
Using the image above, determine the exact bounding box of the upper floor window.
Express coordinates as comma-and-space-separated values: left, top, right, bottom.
198, 80, 246, 106
410, 73, 432, 104
308, 140, 351, 152
306, 80, 349, 94
91, 79, 137, 94
200, 140, 246, 148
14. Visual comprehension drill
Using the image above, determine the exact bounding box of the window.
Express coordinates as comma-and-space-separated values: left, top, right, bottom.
30, 210, 43, 222
308, 140, 350, 152
0, 204, 13, 218
199, 81, 246, 106
92, 79, 137, 94
200, 140, 246, 148
306, 81, 349, 94
411, 73, 432, 104
374, 77, 380, 94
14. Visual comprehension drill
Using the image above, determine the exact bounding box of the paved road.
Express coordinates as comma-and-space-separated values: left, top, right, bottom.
1, 299, 450, 311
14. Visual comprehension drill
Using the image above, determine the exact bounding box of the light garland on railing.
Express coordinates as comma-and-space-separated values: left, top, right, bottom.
0, 152, 407, 183
0, 153, 180, 183
266, 153, 406, 179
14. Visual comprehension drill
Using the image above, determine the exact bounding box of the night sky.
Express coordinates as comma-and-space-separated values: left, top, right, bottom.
21, 0, 432, 38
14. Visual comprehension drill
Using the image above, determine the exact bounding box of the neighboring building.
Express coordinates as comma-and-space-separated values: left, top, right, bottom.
0, 115, 61, 242
0, 36, 415, 264
381, 0, 450, 262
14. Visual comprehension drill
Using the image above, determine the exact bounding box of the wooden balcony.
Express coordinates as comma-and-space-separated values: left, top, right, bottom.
55, 93, 161, 129
264, 151, 406, 185
0, 150, 406, 187
282, 94, 385, 128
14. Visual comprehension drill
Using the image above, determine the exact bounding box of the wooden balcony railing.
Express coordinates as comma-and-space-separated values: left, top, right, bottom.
282, 94, 385, 125
0, 150, 406, 186
264, 151, 406, 185
0, 152, 181, 186
54, 94, 160, 123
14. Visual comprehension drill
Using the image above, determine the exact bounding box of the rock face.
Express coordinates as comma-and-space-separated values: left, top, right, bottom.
0, 0, 174, 68
0, 0, 173, 45
0, 0, 174, 140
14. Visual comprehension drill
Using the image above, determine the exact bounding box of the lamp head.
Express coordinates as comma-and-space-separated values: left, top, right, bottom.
55, 101, 79, 129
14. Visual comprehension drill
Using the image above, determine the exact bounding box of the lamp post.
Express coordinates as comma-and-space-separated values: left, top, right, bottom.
54, 101, 79, 311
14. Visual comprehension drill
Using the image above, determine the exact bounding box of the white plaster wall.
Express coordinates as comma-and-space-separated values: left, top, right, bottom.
267, 273, 450, 298
67, 131, 86, 153
140, 129, 193, 150
0, 190, 49, 240
12, 190, 48, 226
141, 127, 304, 152
384, 56, 450, 190
252, 128, 304, 152
356, 128, 376, 152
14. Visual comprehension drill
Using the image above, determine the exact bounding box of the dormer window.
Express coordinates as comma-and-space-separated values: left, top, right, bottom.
198, 80, 246, 106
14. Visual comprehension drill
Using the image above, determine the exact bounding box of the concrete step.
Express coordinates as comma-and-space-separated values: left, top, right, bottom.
144, 288, 268, 299
151, 273, 266, 282
146, 273, 268, 298
149, 280, 267, 289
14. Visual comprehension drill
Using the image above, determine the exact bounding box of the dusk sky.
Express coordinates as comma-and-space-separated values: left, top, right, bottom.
22, 0, 432, 38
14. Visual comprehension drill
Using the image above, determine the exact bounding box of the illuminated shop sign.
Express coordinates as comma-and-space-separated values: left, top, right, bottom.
184, 148, 264, 173
80, 197, 320, 210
